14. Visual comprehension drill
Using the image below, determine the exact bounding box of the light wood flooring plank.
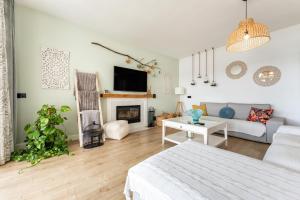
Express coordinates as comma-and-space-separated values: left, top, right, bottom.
0, 127, 269, 200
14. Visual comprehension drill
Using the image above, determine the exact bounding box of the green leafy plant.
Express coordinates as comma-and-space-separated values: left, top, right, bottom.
12, 105, 71, 165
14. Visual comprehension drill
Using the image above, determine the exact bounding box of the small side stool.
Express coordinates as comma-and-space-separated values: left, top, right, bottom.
104, 120, 129, 140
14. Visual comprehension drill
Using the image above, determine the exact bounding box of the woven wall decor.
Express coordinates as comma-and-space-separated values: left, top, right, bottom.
41, 47, 70, 89
253, 66, 281, 87
226, 61, 247, 79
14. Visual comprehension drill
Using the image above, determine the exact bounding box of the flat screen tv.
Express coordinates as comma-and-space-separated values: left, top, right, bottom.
114, 66, 147, 92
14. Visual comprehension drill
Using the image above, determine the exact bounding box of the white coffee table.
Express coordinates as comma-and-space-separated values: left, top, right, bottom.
162, 116, 227, 146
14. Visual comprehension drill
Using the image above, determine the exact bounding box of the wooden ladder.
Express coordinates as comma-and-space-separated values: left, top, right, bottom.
74, 69, 104, 147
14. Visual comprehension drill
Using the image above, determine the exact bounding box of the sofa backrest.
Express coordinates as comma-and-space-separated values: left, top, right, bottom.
200, 102, 271, 120
228, 103, 271, 120
200, 102, 227, 117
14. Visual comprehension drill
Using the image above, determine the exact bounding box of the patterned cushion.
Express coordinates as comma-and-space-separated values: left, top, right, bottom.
192, 104, 208, 116
219, 107, 235, 119
247, 107, 273, 124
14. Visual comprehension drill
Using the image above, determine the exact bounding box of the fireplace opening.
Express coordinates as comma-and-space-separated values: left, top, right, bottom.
116, 105, 141, 124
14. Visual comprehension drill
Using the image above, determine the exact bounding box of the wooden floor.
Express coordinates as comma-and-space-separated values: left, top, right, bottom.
0, 127, 269, 200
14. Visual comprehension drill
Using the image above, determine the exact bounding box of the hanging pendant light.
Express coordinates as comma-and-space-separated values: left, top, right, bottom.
203, 49, 209, 84
191, 54, 196, 85
210, 47, 217, 87
226, 0, 270, 52
197, 51, 201, 78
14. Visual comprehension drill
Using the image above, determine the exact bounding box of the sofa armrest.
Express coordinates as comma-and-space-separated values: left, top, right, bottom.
277, 125, 300, 136
266, 117, 285, 143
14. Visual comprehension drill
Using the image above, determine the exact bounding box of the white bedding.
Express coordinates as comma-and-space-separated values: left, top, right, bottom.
124, 141, 300, 200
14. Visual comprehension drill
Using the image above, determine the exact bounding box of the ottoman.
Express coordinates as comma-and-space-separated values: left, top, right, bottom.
104, 120, 129, 140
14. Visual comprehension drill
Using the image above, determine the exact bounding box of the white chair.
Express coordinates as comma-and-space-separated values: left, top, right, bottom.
104, 120, 129, 140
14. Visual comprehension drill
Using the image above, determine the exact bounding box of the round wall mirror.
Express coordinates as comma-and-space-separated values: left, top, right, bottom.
231, 65, 242, 75
253, 66, 281, 87
226, 61, 247, 79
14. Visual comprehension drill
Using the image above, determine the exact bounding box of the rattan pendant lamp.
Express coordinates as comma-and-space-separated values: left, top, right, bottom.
226, 0, 271, 52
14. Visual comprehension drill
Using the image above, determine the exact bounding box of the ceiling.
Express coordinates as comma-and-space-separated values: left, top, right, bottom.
16, 0, 300, 58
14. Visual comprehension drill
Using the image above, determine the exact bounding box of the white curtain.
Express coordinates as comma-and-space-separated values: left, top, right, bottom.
0, 0, 14, 165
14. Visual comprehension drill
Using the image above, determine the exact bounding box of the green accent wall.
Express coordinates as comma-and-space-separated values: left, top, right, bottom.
15, 6, 179, 144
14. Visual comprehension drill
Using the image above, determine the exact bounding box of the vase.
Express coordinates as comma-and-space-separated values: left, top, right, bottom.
187, 109, 203, 123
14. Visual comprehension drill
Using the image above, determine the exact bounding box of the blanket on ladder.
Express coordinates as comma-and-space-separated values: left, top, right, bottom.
124, 141, 300, 200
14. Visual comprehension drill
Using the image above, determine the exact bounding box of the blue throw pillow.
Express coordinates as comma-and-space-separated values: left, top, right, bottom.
219, 107, 235, 119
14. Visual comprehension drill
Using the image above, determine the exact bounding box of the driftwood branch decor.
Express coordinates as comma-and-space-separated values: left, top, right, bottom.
91, 42, 161, 76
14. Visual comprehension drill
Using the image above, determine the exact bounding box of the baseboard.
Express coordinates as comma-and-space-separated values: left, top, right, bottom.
15, 142, 26, 150
68, 134, 79, 141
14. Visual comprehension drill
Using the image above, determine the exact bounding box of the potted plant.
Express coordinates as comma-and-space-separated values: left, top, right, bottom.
12, 104, 71, 165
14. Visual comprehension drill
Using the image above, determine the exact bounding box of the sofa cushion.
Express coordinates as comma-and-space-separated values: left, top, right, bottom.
277, 125, 300, 136
200, 102, 227, 117
202, 116, 266, 137
227, 118, 266, 137
227, 103, 271, 120
219, 107, 235, 119
247, 107, 273, 124
192, 104, 208, 116
273, 133, 300, 148
263, 144, 300, 173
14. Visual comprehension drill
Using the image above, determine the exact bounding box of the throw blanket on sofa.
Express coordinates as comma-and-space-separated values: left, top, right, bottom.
124, 141, 300, 200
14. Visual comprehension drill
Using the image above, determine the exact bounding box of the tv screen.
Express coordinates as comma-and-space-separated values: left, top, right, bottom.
114, 66, 147, 92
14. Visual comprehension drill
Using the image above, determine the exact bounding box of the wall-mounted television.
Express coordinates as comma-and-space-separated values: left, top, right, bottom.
114, 66, 147, 92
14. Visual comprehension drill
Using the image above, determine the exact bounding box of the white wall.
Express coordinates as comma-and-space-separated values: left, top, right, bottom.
15, 6, 179, 144
179, 24, 300, 125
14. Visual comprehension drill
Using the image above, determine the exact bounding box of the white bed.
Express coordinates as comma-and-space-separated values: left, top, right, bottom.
124, 141, 300, 200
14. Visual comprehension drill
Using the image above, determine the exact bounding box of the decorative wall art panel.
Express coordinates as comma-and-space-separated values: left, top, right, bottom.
41, 47, 70, 89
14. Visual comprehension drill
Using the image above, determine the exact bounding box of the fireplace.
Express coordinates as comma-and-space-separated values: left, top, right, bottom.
107, 98, 148, 132
116, 105, 141, 124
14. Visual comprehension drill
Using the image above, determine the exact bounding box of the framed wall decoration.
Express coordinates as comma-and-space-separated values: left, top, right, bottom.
253, 66, 281, 87
226, 61, 247, 79
41, 47, 70, 89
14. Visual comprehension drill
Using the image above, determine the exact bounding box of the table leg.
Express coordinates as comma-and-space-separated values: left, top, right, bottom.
204, 133, 208, 145
224, 123, 228, 146
187, 131, 193, 140
162, 122, 166, 145
224, 124, 228, 139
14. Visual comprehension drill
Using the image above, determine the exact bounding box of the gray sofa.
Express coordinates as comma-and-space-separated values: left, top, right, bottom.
200, 102, 285, 143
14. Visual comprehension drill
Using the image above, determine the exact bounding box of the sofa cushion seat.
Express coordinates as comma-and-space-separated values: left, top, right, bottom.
202, 116, 266, 137
273, 133, 300, 148
263, 144, 300, 173
226, 118, 266, 137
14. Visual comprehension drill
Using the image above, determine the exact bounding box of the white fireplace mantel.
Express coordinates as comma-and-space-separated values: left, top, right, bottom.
106, 98, 148, 133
